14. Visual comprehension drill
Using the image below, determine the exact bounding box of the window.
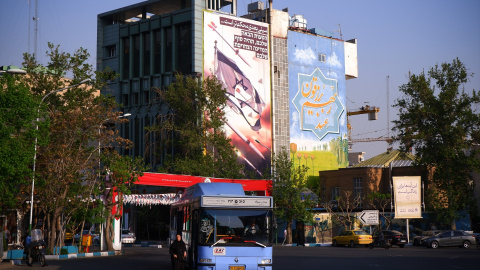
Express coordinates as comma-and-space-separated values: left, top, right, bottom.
176, 23, 191, 74
318, 53, 326, 63
331, 187, 340, 201
143, 32, 151, 76
122, 38, 130, 78
106, 45, 116, 58
154, 30, 161, 74
165, 28, 172, 72
353, 177, 363, 207
133, 35, 140, 78
122, 94, 129, 107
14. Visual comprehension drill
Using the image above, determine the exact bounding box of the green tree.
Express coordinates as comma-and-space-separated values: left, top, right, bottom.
0, 74, 37, 212
367, 192, 392, 229
272, 148, 315, 244
393, 58, 480, 229
147, 73, 243, 178
101, 151, 146, 251
20, 43, 139, 253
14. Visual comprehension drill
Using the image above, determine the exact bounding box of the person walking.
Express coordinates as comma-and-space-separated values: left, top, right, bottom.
170, 233, 187, 270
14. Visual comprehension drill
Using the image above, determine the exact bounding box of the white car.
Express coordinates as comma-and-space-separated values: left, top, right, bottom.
121, 229, 136, 244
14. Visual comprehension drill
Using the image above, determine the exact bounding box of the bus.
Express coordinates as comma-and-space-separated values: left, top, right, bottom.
170, 182, 274, 270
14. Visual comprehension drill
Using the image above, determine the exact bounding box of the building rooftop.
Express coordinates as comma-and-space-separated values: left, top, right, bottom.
352, 150, 415, 168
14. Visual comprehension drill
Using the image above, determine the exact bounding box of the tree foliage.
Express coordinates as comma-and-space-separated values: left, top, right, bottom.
393, 58, 480, 228
18, 43, 141, 252
272, 148, 315, 244
0, 74, 37, 211
367, 192, 392, 229
147, 73, 243, 178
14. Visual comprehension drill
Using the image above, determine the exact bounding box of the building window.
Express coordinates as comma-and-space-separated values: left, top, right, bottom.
133, 35, 140, 78
165, 27, 173, 72
353, 177, 363, 207
106, 45, 116, 58
143, 32, 151, 76
122, 94, 129, 107
133, 93, 139, 105
331, 187, 340, 201
154, 30, 161, 74
318, 53, 326, 63
122, 38, 130, 79
176, 23, 191, 74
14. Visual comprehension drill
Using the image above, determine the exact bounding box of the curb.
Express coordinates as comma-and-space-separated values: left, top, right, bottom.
45, 250, 121, 260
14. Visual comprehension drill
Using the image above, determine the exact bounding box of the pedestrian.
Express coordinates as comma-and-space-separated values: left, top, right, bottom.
169, 233, 187, 270
282, 229, 287, 245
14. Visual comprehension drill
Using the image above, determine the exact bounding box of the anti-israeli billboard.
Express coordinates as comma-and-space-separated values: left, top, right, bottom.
288, 31, 348, 172
204, 12, 271, 177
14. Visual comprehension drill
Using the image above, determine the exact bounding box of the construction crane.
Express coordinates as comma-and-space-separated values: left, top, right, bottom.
347, 105, 392, 149
347, 105, 380, 141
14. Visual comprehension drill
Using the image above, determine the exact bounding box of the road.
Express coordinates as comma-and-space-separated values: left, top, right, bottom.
1, 245, 478, 269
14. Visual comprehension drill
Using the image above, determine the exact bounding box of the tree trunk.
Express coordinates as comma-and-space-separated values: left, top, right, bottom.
286, 220, 293, 244
104, 215, 114, 251
47, 209, 60, 254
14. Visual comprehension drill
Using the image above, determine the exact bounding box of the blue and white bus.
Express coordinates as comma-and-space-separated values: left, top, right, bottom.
170, 182, 273, 270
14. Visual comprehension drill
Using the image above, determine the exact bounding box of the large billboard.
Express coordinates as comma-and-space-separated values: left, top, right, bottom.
393, 176, 422, 219
288, 32, 348, 173
204, 12, 271, 177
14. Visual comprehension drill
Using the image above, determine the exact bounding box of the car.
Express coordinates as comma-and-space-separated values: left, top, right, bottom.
412, 230, 442, 246
373, 230, 408, 248
121, 229, 136, 244
332, 230, 373, 247
421, 230, 476, 249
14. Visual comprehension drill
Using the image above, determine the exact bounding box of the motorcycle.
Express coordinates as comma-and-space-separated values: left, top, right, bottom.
25, 229, 47, 267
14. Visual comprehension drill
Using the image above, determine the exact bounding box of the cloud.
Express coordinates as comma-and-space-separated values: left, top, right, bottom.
328, 52, 342, 68
294, 47, 316, 65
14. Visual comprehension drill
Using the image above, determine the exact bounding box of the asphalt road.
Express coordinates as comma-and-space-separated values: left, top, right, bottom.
1, 245, 478, 269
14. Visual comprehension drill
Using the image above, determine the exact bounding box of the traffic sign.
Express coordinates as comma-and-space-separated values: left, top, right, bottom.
359, 210, 379, 225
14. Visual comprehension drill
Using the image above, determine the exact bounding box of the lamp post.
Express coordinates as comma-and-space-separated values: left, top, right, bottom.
29, 79, 91, 233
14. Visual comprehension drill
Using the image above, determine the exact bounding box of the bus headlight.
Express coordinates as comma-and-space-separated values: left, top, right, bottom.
199, 258, 212, 263
261, 259, 271, 264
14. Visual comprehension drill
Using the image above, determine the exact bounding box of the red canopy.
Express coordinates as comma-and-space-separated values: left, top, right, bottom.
136, 173, 272, 196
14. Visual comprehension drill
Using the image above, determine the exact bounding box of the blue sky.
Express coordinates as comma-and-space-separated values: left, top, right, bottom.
1, 0, 479, 159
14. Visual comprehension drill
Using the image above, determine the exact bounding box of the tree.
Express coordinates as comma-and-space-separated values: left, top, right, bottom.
0, 74, 37, 212
20, 43, 138, 253
147, 73, 243, 178
393, 58, 480, 229
324, 190, 362, 231
272, 148, 315, 244
367, 192, 392, 230
101, 151, 146, 251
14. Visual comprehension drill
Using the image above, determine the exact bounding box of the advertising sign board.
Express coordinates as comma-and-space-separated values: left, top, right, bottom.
204, 12, 271, 178
202, 196, 271, 207
393, 176, 422, 219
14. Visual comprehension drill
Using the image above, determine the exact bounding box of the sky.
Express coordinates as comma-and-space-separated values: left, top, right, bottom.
1, 0, 479, 160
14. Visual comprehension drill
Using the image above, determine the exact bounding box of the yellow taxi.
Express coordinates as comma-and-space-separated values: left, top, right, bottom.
332, 230, 373, 247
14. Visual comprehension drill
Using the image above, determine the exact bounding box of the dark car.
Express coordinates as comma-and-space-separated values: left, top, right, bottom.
421, 230, 476, 249
373, 230, 408, 247
412, 230, 442, 246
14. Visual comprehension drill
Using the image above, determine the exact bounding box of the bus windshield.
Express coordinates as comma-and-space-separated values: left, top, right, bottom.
199, 209, 273, 246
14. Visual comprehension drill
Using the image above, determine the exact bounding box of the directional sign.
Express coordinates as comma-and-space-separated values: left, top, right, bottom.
359, 210, 379, 225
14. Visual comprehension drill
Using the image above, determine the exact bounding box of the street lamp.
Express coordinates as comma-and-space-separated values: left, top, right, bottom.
29, 79, 91, 233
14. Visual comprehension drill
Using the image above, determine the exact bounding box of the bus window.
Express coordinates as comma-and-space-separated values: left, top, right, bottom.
198, 209, 273, 246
